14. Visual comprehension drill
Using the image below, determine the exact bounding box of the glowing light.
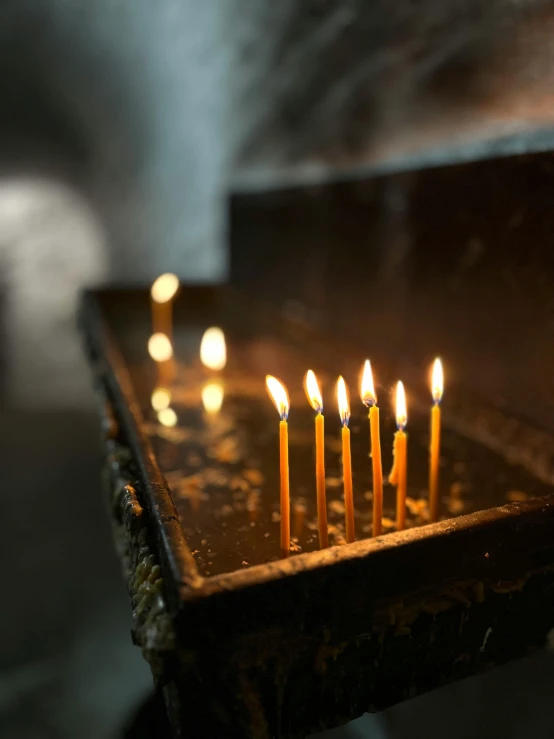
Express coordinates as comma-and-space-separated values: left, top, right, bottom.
304, 369, 323, 413
202, 381, 224, 414
200, 327, 226, 371
158, 407, 178, 427
148, 333, 173, 362
360, 360, 377, 405
266, 375, 289, 420
337, 376, 350, 427
431, 357, 444, 404
151, 273, 179, 304
151, 387, 172, 411
396, 381, 407, 430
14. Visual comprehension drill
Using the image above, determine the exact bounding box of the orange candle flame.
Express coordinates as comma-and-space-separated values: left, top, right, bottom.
148, 333, 173, 362
266, 375, 290, 420
361, 359, 377, 406
396, 381, 407, 430
151, 273, 179, 303
305, 369, 323, 413
337, 376, 350, 427
158, 407, 178, 427
200, 327, 227, 370
431, 357, 444, 405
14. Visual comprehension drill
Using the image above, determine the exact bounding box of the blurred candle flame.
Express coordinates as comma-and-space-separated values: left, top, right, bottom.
151, 273, 179, 303
158, 407, 178, 427
337, 376, 350, 427
266, 375, 289, 420
431, 357, 444, 404
200, 327, 226, 371
360, 360, 377, 406
202, 381, 224, 414
396, 381, 407, 430
151, 387, 172, 411
148, 333, 173, 362
304, 369, 323, 413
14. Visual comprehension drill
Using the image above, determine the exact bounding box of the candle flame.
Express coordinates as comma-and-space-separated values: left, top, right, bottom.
151, 387, 172, 411
337, 376, 350, 427
266, 375, 289, 420
148, 333, 173, 362
304, 369, 323, 413
360, 359, 377, 405
200, 327, 227, 371
396, 381, 407, 430
431, 357, 444, 404
202, 381, 224, 414
151, 273, 179, 304
158, 407, 178, 427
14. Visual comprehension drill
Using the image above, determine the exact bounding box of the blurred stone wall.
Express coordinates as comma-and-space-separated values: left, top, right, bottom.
3, 0, 554, 406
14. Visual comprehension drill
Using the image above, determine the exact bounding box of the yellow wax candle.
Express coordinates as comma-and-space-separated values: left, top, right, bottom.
429, 358, 444, 523
370, 405, 383, 536
280, 419, 291, 557
389, 381, 408, 531
315, 413, 328, 547
151, 273, 179, 342
337, 376, 355, 543
148, 332, 174, 387
305, 370, 328, 548
266, 375, 291, 558
361, 360, 383, 537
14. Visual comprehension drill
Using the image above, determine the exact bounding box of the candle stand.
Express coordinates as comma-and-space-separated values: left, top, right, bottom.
82, 272, 554, 737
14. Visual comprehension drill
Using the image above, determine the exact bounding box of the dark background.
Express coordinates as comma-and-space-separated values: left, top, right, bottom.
4, 1, 554, 737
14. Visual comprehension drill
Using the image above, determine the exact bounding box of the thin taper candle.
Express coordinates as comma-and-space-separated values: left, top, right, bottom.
337, 376, 355, 543
361, 360, 383, 537
389, 381, 408, 531
151, 274, 179, 342
305, 370, 328, 548
266, 375, 291, 558
279, 419, 290, 556
429, 358, 444, 522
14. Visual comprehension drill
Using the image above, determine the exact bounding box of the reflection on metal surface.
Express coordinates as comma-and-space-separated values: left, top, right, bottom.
158, 407, 178, 427
151, 387, 172, 411
201, 381, 224, 414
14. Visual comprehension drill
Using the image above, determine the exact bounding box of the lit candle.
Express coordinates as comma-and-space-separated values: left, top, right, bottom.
389, 381, 408, 531
151, 273, 179, 341
361, 360, 383, 537
266, 375, 290, 558
337, 376, 355, 543
304, 370, 328, 548
429, 358, 444, 522
148, 332, 174, 386
200, 327, 227, 371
